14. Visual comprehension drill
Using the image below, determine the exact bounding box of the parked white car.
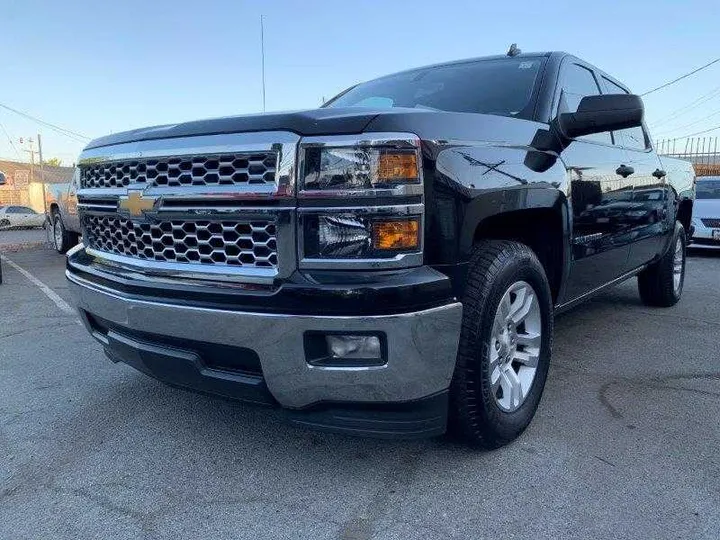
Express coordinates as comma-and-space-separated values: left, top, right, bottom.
691, 176, 720, 249
0, 205, 47, 229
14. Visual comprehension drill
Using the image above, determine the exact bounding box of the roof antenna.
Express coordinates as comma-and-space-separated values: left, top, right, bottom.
507, 43, 521, 57
260, 15, 266, 112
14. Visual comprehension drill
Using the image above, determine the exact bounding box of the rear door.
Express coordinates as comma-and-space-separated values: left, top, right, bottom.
557, 61, 635, 300
600, 76, 669, 268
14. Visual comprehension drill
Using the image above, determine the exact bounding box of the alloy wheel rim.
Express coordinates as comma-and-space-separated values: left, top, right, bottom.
673, 236, 683, 294
489, 280, 542, 412
54, 220, 63, 249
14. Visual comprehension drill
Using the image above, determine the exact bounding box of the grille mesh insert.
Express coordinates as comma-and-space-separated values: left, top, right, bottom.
80, 153, 277, 189
82, 215, 278, 268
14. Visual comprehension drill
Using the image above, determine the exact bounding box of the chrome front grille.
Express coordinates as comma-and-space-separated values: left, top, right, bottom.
77, 132, 299, 281
82, 215, 278, 268
701, 218, 720, 228
79, 152, 278, 189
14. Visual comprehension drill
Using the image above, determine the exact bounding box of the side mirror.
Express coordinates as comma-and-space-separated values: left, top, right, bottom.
557, 94, 644, 140
0, 171, 6, 185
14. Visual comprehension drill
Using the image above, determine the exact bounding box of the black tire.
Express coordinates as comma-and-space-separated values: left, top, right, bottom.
52, 213, 74, 254
637, 221, 686, 307
0, 218, 10, 228
449, 240, 553, 449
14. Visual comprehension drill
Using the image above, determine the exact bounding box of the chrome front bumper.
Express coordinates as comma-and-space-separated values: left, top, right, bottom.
68, 273, 463, 409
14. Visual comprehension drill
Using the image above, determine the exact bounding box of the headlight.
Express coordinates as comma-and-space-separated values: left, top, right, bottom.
299, 133, 422, 195
297, 133, 424, 270
302, 213, 420, 259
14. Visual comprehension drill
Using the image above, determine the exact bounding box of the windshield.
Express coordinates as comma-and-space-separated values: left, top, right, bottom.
325, 57, 545, 120
697, 178, 720, 199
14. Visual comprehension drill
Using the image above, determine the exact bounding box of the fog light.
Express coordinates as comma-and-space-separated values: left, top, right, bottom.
304, 332, 386, 367
326, 335, 382, 360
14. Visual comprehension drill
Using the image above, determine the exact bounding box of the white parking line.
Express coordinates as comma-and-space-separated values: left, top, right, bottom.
0, 254, 77, 317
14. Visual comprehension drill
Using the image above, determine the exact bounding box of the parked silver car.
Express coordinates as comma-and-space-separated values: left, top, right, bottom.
691, 177, 720, 249
0, 205, 47, 230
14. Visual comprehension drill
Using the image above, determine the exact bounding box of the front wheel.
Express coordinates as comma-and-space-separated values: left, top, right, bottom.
637, 222, 686, 307
450, 240, 553, 449
52, 213, 76, 254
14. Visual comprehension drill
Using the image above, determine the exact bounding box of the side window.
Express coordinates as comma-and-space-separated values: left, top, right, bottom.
601, 77, 649, 151
20, 207, 36, 214
558, 63, 612, 145
7, 206, 20, 213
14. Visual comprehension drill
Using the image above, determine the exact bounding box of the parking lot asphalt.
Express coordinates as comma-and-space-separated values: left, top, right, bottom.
0, 247, 718, 540
0, 228, 48, 251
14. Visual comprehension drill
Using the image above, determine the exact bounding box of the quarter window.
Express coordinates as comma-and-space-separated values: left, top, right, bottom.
559, 64, 612, 145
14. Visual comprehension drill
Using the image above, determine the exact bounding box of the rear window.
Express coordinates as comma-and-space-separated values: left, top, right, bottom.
697, 179, 720, 199
325, 57, 545, 120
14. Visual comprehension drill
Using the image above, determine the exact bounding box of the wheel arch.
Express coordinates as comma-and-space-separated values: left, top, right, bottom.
461, 188, 570, 303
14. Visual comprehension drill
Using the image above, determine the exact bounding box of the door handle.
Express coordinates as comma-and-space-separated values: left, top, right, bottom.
616, 164, 634, 178
652, 168, 667, 179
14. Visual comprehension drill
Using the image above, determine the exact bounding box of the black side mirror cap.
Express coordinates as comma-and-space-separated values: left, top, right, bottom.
557, 94, 644, 140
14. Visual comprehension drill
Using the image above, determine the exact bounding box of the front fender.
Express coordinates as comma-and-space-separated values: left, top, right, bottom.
422, 139, 570, 265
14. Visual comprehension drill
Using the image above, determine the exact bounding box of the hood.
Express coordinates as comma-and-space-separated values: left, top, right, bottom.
84, 107, 425, 150
85, 107, 545, 151
693, 198, 720, 218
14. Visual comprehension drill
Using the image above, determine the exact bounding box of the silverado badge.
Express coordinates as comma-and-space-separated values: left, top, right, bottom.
118, 190, 158, 218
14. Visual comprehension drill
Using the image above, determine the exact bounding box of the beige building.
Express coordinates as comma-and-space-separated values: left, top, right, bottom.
0, 159, 74, 213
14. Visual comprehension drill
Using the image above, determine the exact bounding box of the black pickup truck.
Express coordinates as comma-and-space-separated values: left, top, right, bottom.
67, 51, 695, 447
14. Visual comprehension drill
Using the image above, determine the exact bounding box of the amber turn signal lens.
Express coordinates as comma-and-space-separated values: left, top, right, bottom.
377, 152, 419, 182
372, 219, 420, 250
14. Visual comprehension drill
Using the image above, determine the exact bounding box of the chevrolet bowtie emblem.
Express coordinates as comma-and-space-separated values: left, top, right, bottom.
118, 190, 158, 218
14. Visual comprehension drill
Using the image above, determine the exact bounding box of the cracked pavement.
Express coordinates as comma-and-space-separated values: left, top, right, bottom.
0, 247, 718, 539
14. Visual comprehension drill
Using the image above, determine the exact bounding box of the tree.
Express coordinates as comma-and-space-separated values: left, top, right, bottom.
43, 157, 63, 167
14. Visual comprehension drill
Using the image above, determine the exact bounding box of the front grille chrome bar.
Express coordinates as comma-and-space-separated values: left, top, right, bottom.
78, 131, 299, 199
75, 132, 300, 283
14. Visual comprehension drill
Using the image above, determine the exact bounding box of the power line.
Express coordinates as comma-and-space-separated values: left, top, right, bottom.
676, 123, 720, 139
649, 84, 720, 128
654, 107, 720, 137
640, 57, 720, 97
0, 102, 90, 142
0, 121, 22, 159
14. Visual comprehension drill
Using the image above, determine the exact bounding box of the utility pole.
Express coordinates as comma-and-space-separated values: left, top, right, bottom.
37, 133, 44, 171
22, 137, 36, 184
38, 133, 47, 216
260, 15, 266, 112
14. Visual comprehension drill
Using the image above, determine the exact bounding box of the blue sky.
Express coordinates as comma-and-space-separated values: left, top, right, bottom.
1, 0, 719, 164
